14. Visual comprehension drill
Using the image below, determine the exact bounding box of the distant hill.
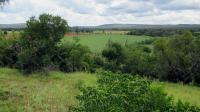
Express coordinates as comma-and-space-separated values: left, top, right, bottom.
1, 23, 200, 30
0, 23, 26, 29
95, 24, 200, 30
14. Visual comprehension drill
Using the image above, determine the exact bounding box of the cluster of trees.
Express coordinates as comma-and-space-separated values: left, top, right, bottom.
100, 30, 200, 85
70, 71, 200, 112
0, 14, 93, 74
71, 27, 94, 34
127, 29, 200, 37
154, 31, 200, 84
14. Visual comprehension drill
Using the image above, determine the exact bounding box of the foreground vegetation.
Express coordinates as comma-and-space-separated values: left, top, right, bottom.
153, 82, 200, 107
0, 68, 200, 112
0, 68, 96, 112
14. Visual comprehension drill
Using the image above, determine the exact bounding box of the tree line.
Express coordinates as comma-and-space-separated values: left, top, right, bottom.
127, 29, 200, 37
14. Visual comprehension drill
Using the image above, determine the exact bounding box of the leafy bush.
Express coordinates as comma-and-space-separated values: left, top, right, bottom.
70, 71, 200, 112
101, 42, 159, 78
53, 42, 92, 72
123, 46, 159, 78
0, 36, 20, 68
102, 42, 125, 72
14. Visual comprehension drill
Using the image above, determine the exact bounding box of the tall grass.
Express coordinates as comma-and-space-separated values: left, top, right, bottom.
0, 68, 96, 112
153, 82, 200, 107
0, 68, 200, 111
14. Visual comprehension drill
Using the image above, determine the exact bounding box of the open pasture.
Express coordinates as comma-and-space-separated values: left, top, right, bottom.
63, 34, 151, 52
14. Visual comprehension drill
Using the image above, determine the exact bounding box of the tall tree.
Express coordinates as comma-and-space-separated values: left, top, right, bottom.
17, 14, 69, 73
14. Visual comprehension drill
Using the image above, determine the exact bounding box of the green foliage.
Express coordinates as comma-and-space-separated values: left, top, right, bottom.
102, 42, 125, 72
53, 42, 92, 72
101, 42, 159, 78
123, 46, 159, 78
127, 29, 196, 37
154, 30, 200, 84
0, 29, 4, 38
70, 71, 200, 112
0, 36, 19, 67
16, 14, 69, 73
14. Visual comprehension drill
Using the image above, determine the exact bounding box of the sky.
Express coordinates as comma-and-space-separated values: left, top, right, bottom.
0, 0, 200, 26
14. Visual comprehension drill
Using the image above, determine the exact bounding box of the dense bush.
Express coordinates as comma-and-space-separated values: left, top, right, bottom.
102, 42, 125, 72
70, 71, 200, 112
123, 46, 159, 78
154, 30, 200, 84
0, 36, 20, 68
15, 14, 69, 73
53, 41, 92, 72
101, 42, 159, 78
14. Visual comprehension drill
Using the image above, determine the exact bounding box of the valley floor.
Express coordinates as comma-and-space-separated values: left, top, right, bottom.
0, 68, 200, 112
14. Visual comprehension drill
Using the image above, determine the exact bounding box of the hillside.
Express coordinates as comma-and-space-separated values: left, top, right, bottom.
0, 23, 26, 29
0, 68, 200, 112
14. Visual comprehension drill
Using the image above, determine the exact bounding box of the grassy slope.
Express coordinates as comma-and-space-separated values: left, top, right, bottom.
0, 68, 96, 112
0, 68, 200, 112
153, 82, 200, 107
62, 34, 150, 52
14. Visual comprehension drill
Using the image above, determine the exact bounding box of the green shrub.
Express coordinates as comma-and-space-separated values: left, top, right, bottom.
0, 37, 19, 67
53, 42, 92, 72
102, 42, 125, 72
70, 71, 200, 112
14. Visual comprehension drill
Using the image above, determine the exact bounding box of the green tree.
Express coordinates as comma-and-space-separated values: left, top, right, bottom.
17, 14, 69, 73
154, 30, 200, 84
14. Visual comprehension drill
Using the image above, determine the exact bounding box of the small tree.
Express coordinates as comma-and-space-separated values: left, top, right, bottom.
102, 42, 125, 72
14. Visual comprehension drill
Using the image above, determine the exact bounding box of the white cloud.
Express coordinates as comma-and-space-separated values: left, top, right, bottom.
0, 0, 200, 26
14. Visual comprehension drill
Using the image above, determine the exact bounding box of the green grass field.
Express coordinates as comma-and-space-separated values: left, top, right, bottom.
0, 68, 200, 112
153, 82, 200, 107
62, 34, 150, 52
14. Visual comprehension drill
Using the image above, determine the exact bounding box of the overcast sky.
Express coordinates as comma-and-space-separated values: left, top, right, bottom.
0, 0, 200, 26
